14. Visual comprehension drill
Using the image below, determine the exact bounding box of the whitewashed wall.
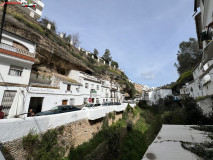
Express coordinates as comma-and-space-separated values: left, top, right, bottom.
0, 54, 33, 85
2, 31, 36, 54
197, 97, 213, 115
0, 103, 135, 143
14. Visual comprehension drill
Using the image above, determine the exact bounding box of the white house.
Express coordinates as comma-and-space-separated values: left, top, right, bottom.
69, 70, 124, 104
0, 29, 36, 116
194, 0, 213, 65
9, 0, 44, 20
182, 62, 213, 114
22, 72, 83, 115
183, 0, 213, 114
142, 88, 173, 105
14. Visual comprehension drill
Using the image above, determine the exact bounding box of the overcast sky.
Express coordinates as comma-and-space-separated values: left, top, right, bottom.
41, 0, 196, 87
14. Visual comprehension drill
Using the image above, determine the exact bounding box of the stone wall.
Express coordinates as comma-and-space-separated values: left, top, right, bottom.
1, 112, 123, 160
197, 97, 213, 115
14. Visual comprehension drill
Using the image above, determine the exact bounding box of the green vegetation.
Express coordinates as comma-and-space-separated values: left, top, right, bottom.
181, 126, 213, 159
172, 70, 193, 94
22, 127, 65, 160
67, 106, 161, 160
118, 79, 136, 98
7, 9, 45, 35
174, 38, 202, 75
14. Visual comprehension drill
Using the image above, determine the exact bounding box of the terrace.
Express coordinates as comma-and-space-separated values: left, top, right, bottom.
0, 43, 35, 60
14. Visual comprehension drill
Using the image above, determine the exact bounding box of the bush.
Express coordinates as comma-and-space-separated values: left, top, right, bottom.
22, 128, 65, 160
181, 97, 204, 124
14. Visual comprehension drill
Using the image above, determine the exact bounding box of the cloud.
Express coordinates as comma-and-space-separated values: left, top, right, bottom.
141, 71, 156, 80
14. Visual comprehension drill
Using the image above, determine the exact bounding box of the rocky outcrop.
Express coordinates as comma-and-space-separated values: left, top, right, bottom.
0, 6, 92, 75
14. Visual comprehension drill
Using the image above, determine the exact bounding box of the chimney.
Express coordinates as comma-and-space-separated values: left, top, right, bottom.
59, 33, 64, 38
30, 11, 35, 18
47, 23, 51, 30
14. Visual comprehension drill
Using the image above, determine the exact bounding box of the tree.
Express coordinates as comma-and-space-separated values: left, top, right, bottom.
40, 17, 57, 33
94, 48, 99, 59
174, 38, 202, 75
64, 34, 72, 43
111, 60, 119, 68
71, 33, 80, 47
102, 49, 112, 64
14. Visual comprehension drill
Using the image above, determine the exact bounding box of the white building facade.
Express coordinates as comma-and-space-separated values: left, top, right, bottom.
10, 0, 44, 20
142, 88, 173, 105
0, 30, 36, 116
181, 0, 213, 114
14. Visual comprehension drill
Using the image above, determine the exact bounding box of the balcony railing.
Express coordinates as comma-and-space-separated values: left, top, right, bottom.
0, 43, 35, 58
90, 90, 97, 98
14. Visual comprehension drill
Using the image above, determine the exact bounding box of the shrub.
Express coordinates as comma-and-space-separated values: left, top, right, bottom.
22, 128, 65, 160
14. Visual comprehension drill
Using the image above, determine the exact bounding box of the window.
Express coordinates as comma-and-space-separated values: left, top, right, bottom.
97, 85, 99, 90
84, 98, 88, 104
9, 65, 23, 76
96, 98, 100, 104
67, 84, 71, 91
62, 100, 68, 105
70, 98, 75, 105
76, 87, 80, 92
85, 83, 89, 88
91, 84, 94, 89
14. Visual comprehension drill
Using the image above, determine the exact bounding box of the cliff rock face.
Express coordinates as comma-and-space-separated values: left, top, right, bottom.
134, 83, 143, 94
1, 6, 92, 75
0, 5, 134, 97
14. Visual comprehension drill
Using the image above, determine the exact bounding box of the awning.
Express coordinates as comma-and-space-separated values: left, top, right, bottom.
7, 89, 26, 119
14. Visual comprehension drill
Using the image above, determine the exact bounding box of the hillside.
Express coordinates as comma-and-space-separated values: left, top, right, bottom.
0, 5, 135, 97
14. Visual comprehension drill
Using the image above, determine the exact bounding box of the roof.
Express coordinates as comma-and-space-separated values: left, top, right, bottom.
0, 82, 28, 87
142, 125, 212, 160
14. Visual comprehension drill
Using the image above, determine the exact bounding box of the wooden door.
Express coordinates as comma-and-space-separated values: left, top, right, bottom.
62, 100, 68, 105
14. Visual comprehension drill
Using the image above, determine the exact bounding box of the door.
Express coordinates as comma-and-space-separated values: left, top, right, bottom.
62, 100, 68, 105
28, 97, 44, 115
92, 98, 95, 103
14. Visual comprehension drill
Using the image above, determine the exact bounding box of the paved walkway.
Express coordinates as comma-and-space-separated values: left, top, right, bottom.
142, 125, 212, 160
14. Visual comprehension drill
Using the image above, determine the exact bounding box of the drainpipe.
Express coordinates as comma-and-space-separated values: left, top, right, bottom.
0, 0, 8, 43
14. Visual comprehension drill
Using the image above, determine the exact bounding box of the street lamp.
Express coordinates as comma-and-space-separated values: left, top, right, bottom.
0, 0, 8, 43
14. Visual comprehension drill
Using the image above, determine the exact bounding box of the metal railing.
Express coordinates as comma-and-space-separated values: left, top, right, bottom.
0, 43, 35, 58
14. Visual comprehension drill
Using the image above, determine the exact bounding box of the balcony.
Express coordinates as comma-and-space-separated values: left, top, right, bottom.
202, 40, 213, 66
0, 43, 35, 58
90, 90, 97, 98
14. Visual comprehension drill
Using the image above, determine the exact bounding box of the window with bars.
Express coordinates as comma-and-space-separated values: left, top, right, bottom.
1, 90, 17, 116
9, 65, 23, 76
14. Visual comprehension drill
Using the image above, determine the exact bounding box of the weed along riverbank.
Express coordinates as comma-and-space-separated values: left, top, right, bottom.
66, 105, 162, 160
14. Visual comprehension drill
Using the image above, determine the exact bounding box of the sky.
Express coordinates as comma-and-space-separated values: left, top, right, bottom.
41, 0, 197, 87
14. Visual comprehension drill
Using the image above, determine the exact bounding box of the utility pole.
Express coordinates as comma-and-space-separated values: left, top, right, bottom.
0, 0, 8, 43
